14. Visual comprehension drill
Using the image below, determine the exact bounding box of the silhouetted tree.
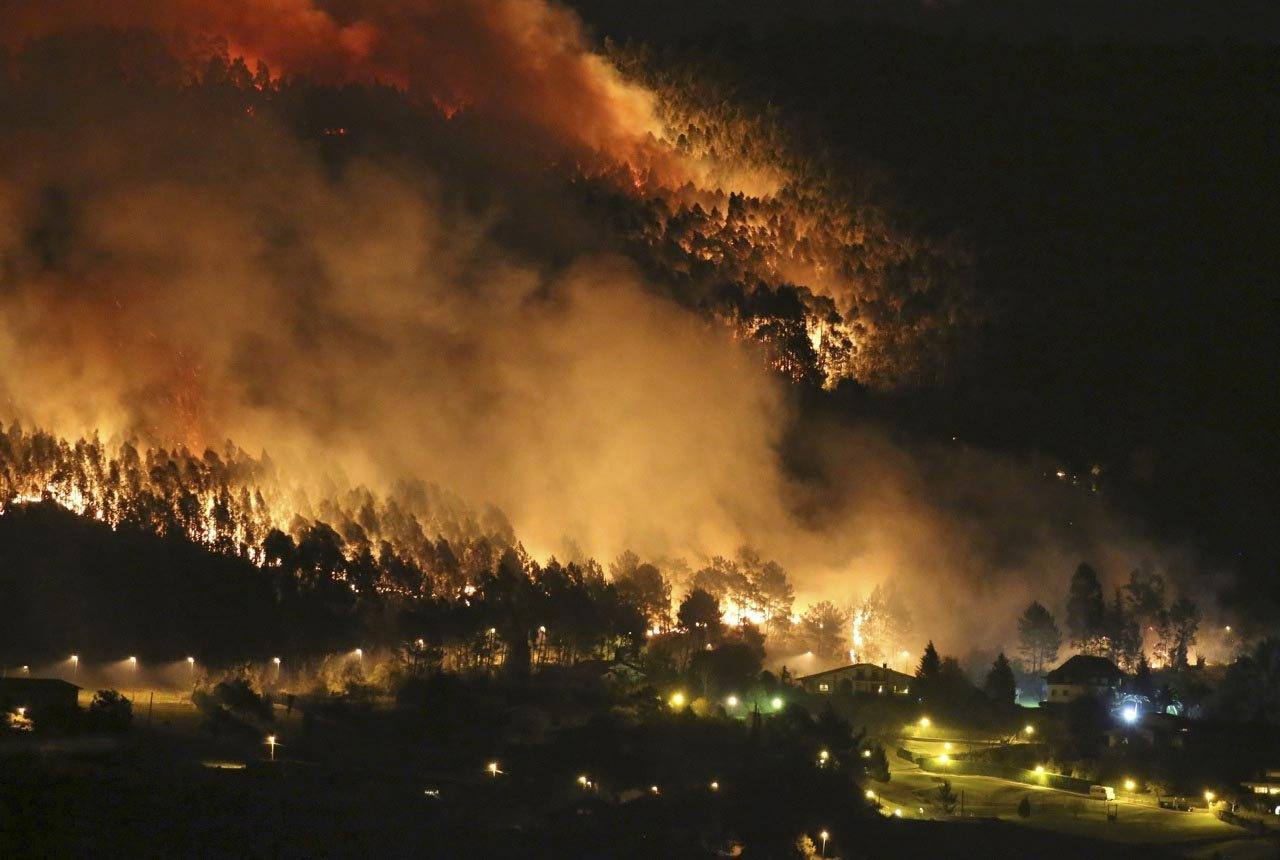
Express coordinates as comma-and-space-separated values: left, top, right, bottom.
1066, 563, 1106, 653
917, 640, 941, 682
677, 587, 722, 646
1017, 601, 1062, 674
800, 601, 850, 659
983, 652, 1016, 705
1166, 597, 1201, 668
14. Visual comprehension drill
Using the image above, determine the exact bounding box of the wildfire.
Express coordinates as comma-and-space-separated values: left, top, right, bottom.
0, 424, 511, 593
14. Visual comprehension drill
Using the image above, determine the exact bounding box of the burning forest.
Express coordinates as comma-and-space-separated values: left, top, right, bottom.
3, 3, 1277, 855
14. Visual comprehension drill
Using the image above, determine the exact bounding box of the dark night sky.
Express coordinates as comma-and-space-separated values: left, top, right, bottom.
572, 0, 1280, 601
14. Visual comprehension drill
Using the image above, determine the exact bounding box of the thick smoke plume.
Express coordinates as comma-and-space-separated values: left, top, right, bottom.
1, 0, 710, 187
0, 6, 1226, 655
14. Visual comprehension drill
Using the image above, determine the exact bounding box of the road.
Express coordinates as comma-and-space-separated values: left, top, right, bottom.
866, 734, 1274, 858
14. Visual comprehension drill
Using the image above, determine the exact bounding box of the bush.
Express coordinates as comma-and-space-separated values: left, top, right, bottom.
1017, 796, 1031, 818
87, 690, 133, 733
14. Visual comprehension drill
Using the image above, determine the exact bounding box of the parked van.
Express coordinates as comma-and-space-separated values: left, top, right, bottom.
1089, 785, 1116, 801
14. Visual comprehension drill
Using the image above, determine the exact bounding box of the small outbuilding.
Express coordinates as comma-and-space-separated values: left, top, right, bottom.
0, 677, 81, 722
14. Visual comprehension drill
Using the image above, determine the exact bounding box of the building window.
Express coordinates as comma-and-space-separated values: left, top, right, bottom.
819, 683, 829, 692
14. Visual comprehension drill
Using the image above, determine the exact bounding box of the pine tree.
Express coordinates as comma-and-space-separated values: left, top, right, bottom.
917, 640, 941, 681
1017, 601, 1062, 674
1066, 563, 1106, 653
984, 652, 1017, 704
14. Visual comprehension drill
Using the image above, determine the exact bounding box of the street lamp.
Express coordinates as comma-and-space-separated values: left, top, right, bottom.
865, 789, 877, 800
70, 655, 79, 678
669, 692, 686, 708
128, 656, 137, 671
1124, 778, 1137, 792
1034, 765, 1046, 774
819, 830, 829, 857
1204, 790, 1216, 806
725, 695, 739, 708
709, 781, 719, 791
265, 734, 278, 761
486, 761, 500, 778
650, 785, 660, 795
771, 696, 783, 711
918, 716, 931, 729
818, 749, 830, 763
1024, 724, 1035, 736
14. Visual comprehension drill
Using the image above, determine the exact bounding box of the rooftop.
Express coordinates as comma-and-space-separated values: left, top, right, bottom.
796, 662, 914, 683
1046, 654, 1124, 684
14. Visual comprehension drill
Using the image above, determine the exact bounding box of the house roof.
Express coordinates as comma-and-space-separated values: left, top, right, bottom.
1045, 654, 1124, 685
0, 677, 81, 693
797, 662, 914, 684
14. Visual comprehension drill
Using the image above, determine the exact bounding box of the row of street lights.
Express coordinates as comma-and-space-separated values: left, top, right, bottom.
668, 691, 785, 712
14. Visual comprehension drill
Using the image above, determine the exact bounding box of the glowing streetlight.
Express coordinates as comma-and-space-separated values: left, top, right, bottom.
669, 692, 686, 708
771, 696, 783, 711
21, 665, 29, 674
128, 656, 137, 671
1204, 790, 1216, 805
70, 655, 79, 678
725, 695, 739, 708
1024, 724, 1035, 736
862, 749, 872, 758
893, 808, 903, 818
918, 716, 931, 729
1034, 765, 1046, 774
1124, 778, 1137, 792
486, 761, 501, 778
16, 706, 26, 717
709, 781, 719, 791
938, 753, 951, 764
649, 785, 660, 795
265, 734, 278, 761
577, 775, 590, 787
1121, 705, 1139, 724
273, 656, 281, 665
865, 789, 877, 800
353, 648, 363, 659
943, 742, 952, 751
819, 830, 829, 857
818, 749, 830, 763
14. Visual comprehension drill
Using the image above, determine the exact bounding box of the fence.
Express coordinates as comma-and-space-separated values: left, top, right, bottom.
915, 753, 1094, 795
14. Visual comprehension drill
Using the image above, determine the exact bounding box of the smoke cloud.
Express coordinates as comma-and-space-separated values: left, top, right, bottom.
0, 7, 1226, 656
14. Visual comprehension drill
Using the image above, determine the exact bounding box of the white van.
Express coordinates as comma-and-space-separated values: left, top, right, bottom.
1090, 785, 1116, 801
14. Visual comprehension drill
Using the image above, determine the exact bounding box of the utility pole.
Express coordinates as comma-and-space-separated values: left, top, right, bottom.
960, 789, 965, 818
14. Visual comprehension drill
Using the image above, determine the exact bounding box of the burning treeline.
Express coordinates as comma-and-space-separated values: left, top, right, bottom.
0, 422, 918, 670
0, 1, 1225, 659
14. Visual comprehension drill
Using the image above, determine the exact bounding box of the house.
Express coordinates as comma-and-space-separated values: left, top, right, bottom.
1242, 770, 1280, 797
1044, 655, 1124, 704
0, 677, 81, 722
797, 662, 914, 696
